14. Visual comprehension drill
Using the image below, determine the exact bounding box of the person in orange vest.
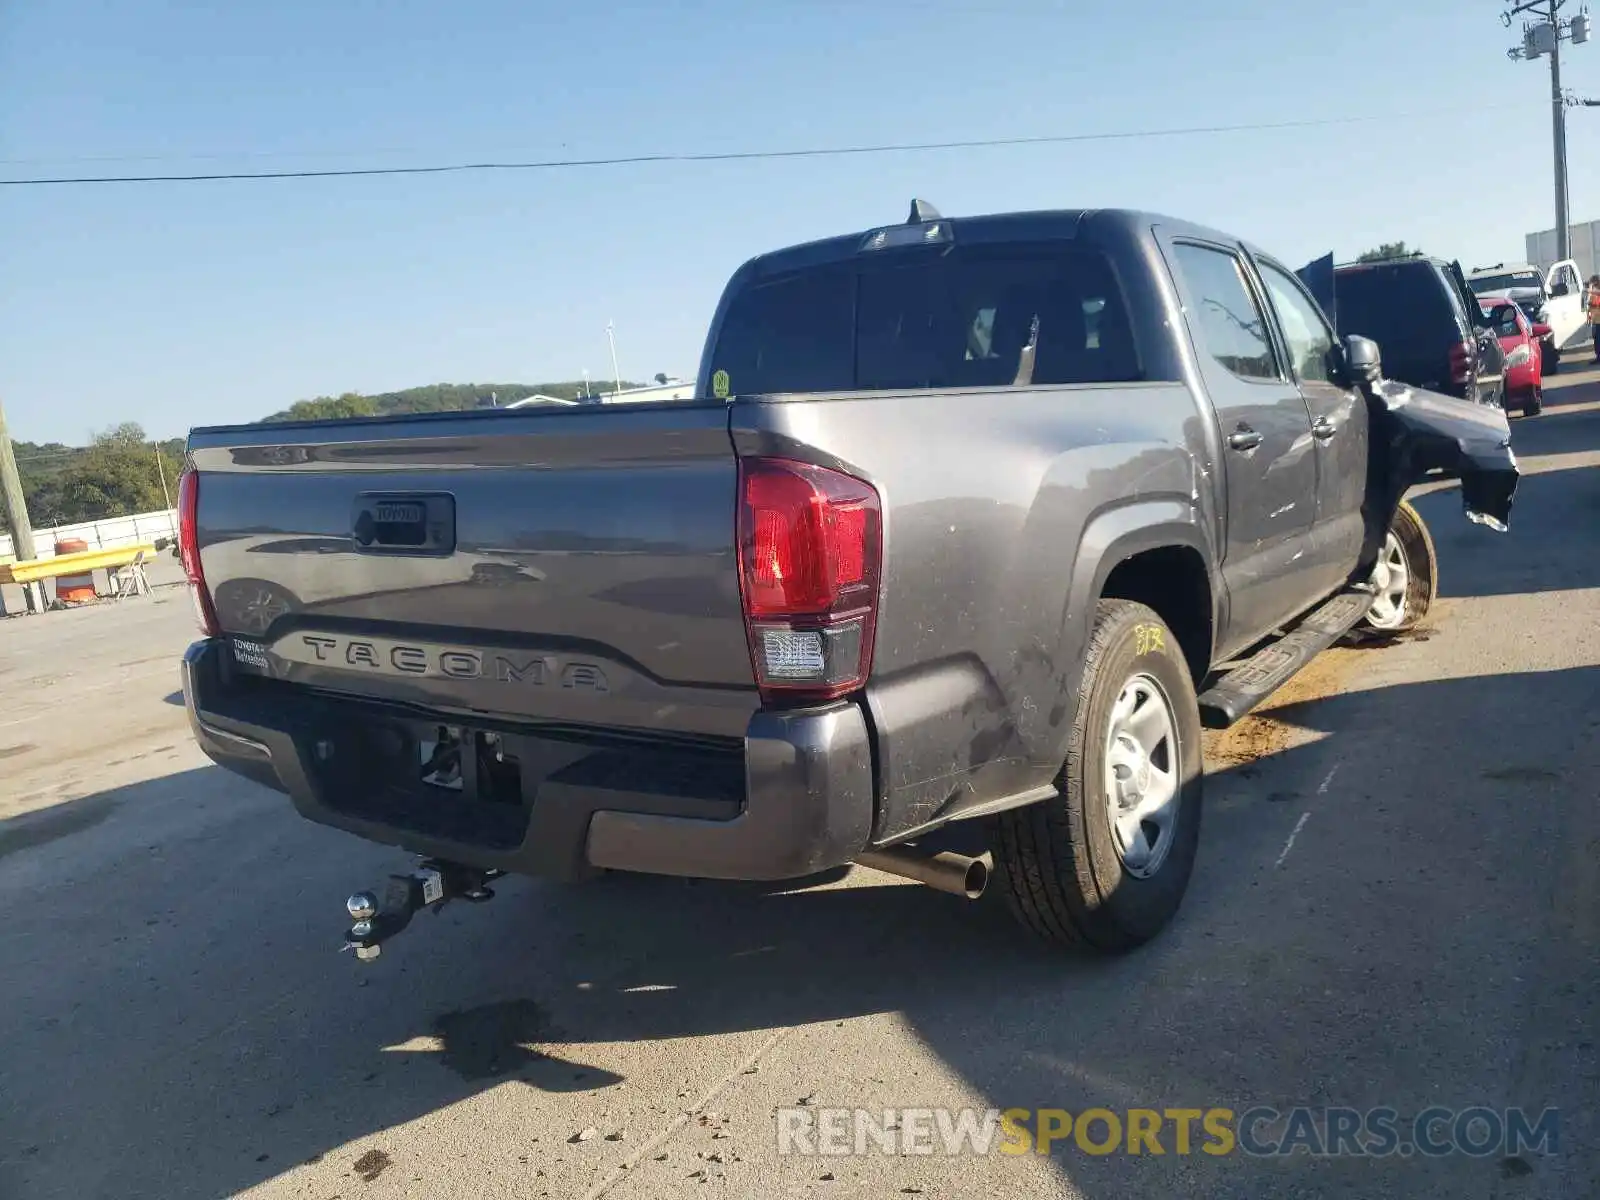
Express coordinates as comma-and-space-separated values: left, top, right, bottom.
1588, 274, 1600, 364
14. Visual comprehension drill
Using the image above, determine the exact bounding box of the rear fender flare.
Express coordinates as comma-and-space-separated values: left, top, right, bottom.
1043, 501, 1219, 763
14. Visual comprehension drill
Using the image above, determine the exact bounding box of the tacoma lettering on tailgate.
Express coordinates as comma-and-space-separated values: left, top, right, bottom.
278, 633, 610, 692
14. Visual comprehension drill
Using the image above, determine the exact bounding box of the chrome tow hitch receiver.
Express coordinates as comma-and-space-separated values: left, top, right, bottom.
342, 860, 503, 961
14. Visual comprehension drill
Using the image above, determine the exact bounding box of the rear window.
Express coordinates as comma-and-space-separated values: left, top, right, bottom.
1334, 263, 1461, 345
1469, 270, 1542, 295
709, 244, 1141, 396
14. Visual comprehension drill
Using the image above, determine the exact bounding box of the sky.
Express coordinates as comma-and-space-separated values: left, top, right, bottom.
1, 0, 1597, 445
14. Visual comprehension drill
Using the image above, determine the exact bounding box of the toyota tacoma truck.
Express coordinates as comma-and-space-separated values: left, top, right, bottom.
179, 203, 1518, 957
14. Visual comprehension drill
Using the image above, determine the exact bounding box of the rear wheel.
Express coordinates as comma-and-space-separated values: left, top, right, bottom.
1359, 499, 1436, 635
1524, 386, 1543, 417
994, 600, 1203, 952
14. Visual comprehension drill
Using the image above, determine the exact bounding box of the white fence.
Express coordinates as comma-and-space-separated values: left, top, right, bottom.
0, 507, 178, 562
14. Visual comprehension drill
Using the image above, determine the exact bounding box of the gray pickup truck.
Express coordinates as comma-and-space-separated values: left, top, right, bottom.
179, 203, 1517, 957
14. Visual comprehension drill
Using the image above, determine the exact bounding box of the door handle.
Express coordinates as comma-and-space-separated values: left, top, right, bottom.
1311, 417, 1337, 441
1227, 425, 1264, 451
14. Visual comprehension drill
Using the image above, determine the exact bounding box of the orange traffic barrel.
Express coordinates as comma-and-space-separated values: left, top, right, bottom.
53, 538, 96, 604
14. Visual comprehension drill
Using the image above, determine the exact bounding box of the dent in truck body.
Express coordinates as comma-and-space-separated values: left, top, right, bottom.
728, 380, 1214, 844
1359, 378, 1518, 561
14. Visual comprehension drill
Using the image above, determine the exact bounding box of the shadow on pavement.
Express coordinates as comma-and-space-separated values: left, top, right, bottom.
2, 659, 1596, 1199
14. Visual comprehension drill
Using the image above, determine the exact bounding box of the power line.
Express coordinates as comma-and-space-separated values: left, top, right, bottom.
0, 111, 1461, 187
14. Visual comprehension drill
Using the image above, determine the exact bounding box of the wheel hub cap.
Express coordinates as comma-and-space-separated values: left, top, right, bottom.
1364, 530, 1411, 631
1103, 674, 1180, 878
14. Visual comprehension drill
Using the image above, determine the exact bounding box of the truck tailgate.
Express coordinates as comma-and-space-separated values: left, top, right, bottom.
186, 404, 759, 740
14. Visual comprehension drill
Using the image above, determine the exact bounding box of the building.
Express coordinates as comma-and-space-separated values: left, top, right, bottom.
503, 378, 697, 410
501, 393, 581, 409
1525, 219, 1600, 280
594, 378, 696, 404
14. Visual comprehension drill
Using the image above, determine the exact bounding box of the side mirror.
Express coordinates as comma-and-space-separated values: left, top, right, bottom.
1342, 334, 1382, 384
1532, 322, 1552, 339
1551, 280, 1570, 297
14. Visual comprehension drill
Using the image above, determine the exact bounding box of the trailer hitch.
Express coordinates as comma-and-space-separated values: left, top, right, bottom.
342, 860, 503, 961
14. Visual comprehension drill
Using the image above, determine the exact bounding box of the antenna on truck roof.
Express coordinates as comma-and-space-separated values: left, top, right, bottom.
907, 198, 942, 223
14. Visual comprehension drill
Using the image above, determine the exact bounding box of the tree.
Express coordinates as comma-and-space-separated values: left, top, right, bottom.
273, 392, 380, 423
261, 380, 646, 422
49, 424, 170, 522
654, 372, 669, 385
1357, 242, 1423, 263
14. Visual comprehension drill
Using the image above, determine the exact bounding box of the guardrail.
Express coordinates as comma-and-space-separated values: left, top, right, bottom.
0, 544, 159, 586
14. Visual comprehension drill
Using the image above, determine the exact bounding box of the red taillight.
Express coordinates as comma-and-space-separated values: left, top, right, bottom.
1449, 338, 1474, 385
736, 457, 881, 703
178, 469, 220, 636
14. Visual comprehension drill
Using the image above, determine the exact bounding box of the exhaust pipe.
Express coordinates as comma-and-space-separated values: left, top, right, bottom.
855, 848, 990, 900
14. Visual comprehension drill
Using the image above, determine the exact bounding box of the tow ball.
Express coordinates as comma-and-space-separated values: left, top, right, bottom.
342, 860, 504, 961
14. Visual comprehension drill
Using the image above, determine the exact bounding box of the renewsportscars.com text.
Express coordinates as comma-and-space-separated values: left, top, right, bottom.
775, 1106, 1559, 1159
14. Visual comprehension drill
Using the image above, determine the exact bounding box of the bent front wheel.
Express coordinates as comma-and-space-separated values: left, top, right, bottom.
1360, 499, 1437, 635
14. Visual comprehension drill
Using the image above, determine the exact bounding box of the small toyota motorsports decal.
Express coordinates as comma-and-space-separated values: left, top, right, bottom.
230, 638, 271, 670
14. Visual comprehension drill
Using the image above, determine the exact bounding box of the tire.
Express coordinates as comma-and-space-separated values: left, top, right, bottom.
1524, 386, 1543, 417
994, 600, 1204, 952
1358, 498, 1436, 635
1544, 343, 1560, 375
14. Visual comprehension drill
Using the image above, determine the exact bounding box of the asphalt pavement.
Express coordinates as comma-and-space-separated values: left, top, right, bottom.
1, 364, 1597, 1200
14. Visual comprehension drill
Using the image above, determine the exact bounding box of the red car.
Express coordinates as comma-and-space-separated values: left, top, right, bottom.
1478, 296, 1548, 416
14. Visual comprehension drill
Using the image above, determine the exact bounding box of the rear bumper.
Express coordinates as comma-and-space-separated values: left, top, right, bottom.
181, 638, 875, 882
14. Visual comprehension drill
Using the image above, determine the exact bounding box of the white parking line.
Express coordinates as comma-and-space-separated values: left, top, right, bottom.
1274, 765, 1338, 869
582, 1025, 795, 1200
1275, 812, 1312, 868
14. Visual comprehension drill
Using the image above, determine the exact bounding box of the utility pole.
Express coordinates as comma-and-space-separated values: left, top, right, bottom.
606, 321, 623, 401
1504, 1, 1592, 263
153, 443, 172, 512
0, 397, 44, 614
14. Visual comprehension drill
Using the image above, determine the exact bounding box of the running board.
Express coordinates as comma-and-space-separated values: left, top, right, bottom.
1197, 589, 1372, 729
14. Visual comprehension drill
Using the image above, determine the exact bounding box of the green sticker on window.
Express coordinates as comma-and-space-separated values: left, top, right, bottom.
712, 369, 730, 399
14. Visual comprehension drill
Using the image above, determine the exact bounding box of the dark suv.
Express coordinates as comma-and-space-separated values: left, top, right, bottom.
1331, 256, 1505, 407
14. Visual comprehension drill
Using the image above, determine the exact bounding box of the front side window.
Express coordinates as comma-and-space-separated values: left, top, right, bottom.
1171, 243, 1278, 381
1259, 261, 1335, 384
709, 243, 1141, 396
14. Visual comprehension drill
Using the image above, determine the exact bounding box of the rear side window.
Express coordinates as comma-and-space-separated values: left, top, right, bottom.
709, 244, 1140, 396
1334, 264, 1459, 344
710, 267, 855, 395
1170, 242, 1279, 381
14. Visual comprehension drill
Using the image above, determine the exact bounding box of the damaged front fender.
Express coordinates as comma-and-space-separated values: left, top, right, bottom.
1359, 379, 1518, 572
